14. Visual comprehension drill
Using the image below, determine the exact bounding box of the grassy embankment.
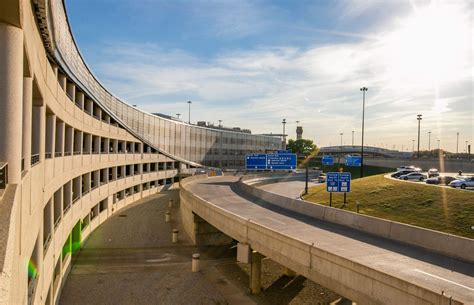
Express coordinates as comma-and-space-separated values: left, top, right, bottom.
302, 174, 474, 238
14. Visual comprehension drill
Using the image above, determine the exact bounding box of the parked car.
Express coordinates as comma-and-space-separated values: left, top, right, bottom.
449, 176, 474, 189
427, 168, 439, 178
317, 173, 326, 183
399, 172, 427, 181
391, 169, 417, 178
426, 175, 456, 185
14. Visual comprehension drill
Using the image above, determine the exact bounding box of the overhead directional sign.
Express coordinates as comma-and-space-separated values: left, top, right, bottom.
345, 155, 361, 167
326, 172, 351, 192
322, 155, 334, 166
245, 154, 267, 170
267, 153, 297, 170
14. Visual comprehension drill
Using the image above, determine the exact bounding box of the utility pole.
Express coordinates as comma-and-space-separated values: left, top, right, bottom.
412, 139, 415, 152
360, 87, 368, 178
437, 139, 440, 150
417, 114, 422, 158
282, 119, 287, 149
352, 130, 354, 147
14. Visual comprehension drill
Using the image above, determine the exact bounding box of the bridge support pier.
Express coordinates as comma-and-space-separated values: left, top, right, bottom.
250, 251, 263, 294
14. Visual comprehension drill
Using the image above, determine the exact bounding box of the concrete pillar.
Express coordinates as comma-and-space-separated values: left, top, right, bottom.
0, 24, 23, 183
76, 91, 84, 109
55, 121, 65, 156
93, 136, 100, 154
250, 251, 263, 294
66, 82, 75, 101
45, 113, 56, 158
192, 253, 200, 272
22, 77, 33, 172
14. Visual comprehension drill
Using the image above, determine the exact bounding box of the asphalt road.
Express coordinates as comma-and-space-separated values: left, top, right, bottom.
187, 176, 474, 304
259, 179, 320, 198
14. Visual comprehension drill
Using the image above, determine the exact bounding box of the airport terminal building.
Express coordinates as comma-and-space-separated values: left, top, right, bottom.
0, 1, 281, 304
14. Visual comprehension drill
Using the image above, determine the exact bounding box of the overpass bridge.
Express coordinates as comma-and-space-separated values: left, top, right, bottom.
180, 174, 473, 305
319, 146, 413, 158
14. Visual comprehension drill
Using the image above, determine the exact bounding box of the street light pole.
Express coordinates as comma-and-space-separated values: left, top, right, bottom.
352, 130, 354, 147
340, 133, 343, 146
282, 119, 287, 149
417, 114, 422, 158
360, 87, 368, 178
412, 139, 415, 152
187, 101, 192, 124
456, 132, 459, 154
428, 131, 431, 151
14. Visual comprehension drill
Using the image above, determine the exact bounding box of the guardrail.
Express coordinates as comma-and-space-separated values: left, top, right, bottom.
0, 162, 7, 189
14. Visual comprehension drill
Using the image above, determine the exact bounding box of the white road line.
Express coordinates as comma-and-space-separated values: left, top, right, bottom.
146, 258, 171, 263
414, 269, 474, 291
265, 216, 286, 225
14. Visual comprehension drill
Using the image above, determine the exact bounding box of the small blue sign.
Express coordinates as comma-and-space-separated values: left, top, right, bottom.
322, 155, 334, 166
326, 172, 351, 192
277, 150, 292, 154
326, 172, 340, 192
345, 155, 361, 167
266, 153, 297, 170
245, 154, 267, 170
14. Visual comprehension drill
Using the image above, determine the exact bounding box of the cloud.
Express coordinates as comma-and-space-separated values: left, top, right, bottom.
87, 1, 472, 152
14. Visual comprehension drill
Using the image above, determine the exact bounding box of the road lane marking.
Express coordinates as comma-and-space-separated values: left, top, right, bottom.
265, 216, 286, 225
414, 269, 474, 291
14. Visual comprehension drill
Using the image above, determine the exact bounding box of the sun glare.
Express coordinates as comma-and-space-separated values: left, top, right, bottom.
382, 1, 471, 89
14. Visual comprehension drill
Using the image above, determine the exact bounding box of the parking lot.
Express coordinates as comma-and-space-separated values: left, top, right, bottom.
386, 171, 474, 192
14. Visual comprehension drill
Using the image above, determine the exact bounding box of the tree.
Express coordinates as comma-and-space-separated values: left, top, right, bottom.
287, 139, 318, 156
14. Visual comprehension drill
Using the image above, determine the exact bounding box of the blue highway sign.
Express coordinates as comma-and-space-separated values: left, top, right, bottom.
345, 155, 361, 167
322, 155, 334, 166
326, 172, 351, 192
266, 153, 297, 170
277, 150, 292, 154
245, 154, 267, 170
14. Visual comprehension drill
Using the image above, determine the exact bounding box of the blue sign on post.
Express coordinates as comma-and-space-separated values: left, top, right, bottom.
345, 155, 361, 167
322, 155, 334, 166
245, 154, 267, 170
267, 153, 297, 170
326, 172, 351, 192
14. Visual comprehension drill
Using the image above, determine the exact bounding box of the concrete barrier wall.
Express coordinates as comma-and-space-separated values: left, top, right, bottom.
180, 175, 462, 305
239, 175, 474, 263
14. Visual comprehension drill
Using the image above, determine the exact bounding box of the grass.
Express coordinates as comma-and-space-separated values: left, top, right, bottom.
302, 174, 474, 238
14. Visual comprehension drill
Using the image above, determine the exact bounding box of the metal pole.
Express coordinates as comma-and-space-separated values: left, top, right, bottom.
352, 130, 354, 147
329, 192, 332, 207
456, 132, 459, 154
282, 119, 286, 149
417, 114, 422, 158
305, 164, 309, 195
360, 87, 367, 178
428, 131, 431, 151
412, 139, 415, 152
187, 100, 192, 124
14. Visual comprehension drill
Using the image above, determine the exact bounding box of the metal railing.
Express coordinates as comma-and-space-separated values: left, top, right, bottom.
0, 162, 8, 189
55, 152, 63, 157
43, 233, 52, 252
72, 195, 80, 204
54, 216, 61, 228
31, 154, 40, 166
64, 151, 72, 156
45, 152, 52, 159
63, 204, 71, 215
73, 151, 81, 155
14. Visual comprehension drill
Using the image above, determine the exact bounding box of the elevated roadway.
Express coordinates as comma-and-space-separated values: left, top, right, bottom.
180, 175, 474, 305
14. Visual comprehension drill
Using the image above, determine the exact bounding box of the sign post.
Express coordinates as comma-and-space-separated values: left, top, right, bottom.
326, 172, 351, 207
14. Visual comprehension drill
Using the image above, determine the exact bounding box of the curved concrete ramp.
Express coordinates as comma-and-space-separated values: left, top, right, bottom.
180, 175, 473, 305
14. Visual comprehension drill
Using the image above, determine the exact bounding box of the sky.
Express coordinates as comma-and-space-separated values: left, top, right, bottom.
66, 0, 473, 153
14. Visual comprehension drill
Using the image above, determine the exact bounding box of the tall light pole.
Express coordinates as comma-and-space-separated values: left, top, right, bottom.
456, 132, 459, 154
428, 131, 431, 151
417, 114, 422, 158
187, 100, 192, 124
412, 139, 415, 152
340, 133, 343, 146
437, 139, 440, 150
466, 141, 469, 153
352, 130, 355, 147
360, 87, 368, 178
282, 119, 287, 149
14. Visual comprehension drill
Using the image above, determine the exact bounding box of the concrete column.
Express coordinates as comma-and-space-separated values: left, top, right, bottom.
55, 121, 65, 156
0, 24, 23, 183
32, 105, 45, 162
45, 113, 56, 158
250, 252, 263, 294
75, 91, 84, 109
93, 136, 100, 154
22, 77, 33, 172
66, 82, 75, 102
58, 74, 66, 90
